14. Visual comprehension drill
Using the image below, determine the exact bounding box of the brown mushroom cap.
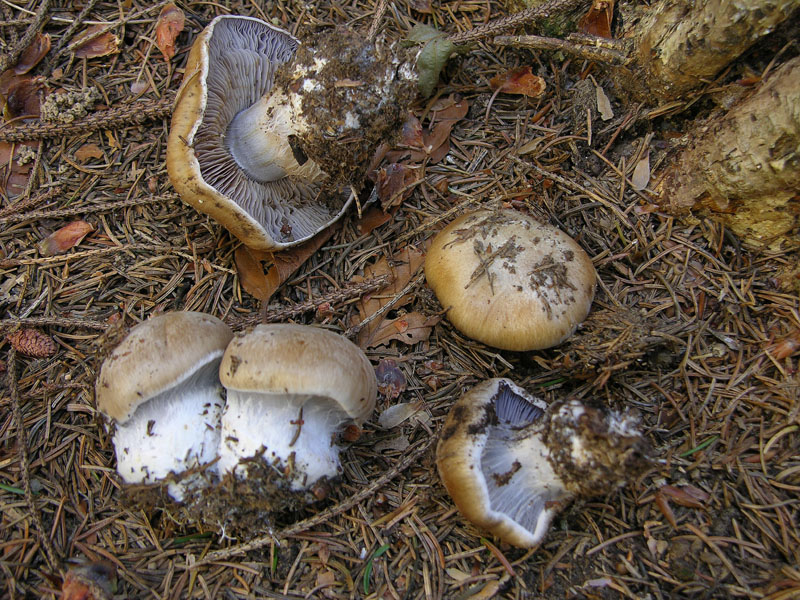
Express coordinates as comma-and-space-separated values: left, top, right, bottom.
424, 209, 597, 351
166, 15, 333, 251
436, 378, 568, 548
95, 311, 233, 423
219, 323, 377, 423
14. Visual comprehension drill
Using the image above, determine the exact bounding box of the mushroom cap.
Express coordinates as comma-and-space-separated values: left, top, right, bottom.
166, 15, 340, 250
436, 378, 570, 548
95, 311, 233, 423
219, 323, 377, 423
424, 209, 597, 351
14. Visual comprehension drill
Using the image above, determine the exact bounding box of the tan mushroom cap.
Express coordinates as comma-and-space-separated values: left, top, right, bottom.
95, 312, 233, 423
436, 378, 565, 548
424, 209, 597, 351
219, 324, 377, 423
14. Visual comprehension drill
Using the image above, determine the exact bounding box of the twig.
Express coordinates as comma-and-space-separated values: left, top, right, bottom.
189, 436, 436, 567
0, 316, 108, 331
494, 34, 629, 63
7, 347, 62, 571
0, 186, 62, 220
345, 272, 425, 338
367, 0, 388, 42
230, 275, 393, 330
0, 95, 174, 143
0, 193, 179, 225
446, 0, 585, 45
0, 0, 52, 73
0, 244, 175, 268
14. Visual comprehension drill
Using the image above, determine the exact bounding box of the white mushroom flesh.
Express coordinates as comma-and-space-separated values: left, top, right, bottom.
112, 362, 224, 501
217, 392, 350, 490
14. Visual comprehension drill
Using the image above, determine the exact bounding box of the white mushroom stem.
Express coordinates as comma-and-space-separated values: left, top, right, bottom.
217, 392, 350, 490
112, 365, 225, 501
226, 90, 326, 184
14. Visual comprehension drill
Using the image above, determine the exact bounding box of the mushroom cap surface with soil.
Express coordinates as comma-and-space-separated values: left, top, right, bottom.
424, 209, 597, 351
167, 15, 415, 250
217, 323, 377, 496
95, 311, 233, 501
436, 378, 649, 548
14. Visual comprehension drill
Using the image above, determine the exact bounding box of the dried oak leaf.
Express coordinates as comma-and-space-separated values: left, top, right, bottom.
155, 3, 185, 62
357, 205, 394, 235
578, 0, 615, 39
39, 221, 95, 256
376, 163, 419, 210
387, 96, 469, 165
234, 245, 271, 301
74, 143, 104, 163
60, 561, 116, 600
73, 26, 120, 59
7, 328, 57, 358
15, 32, 51, 74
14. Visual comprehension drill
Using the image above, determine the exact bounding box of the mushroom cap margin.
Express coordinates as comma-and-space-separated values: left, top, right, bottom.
95, 311, 233, 424
219, 323, 377, 424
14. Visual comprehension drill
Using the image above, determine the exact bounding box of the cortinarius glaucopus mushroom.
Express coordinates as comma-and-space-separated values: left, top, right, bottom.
217, 323, 377, 504
436, 378, 649, 548
424, 209, 597, 351
167, 15, 416, 250
95, 312, 233, 501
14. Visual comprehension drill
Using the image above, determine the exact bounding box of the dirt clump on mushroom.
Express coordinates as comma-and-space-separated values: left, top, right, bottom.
272, 26, 417, 196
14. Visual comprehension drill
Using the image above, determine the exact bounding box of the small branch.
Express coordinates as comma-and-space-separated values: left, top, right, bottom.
446, 0, 585, 45
0, 193, 178, 225
367, 0, 389, 42
0, 316, 108, 332
494, 33, 629, 63
0, 95, 174, 143
7, 347, 62, 571
0, 0, 52, 73
189, 436, 436, 567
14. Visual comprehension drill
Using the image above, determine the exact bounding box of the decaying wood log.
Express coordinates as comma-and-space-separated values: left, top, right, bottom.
613, 0, 798, 101
654, 56, 800, 248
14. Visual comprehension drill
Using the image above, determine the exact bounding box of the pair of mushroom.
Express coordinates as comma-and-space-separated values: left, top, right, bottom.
96, 313, 376, 510
167, 15, 415, 251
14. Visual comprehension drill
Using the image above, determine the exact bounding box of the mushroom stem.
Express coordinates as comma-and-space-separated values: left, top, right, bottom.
227, 91, 326, 184
218, 392, 351, 489
112, 362, 225, 501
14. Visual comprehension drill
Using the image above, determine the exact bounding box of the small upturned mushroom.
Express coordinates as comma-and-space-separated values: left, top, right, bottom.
167, 15, 415, 250
95, 312, 233, 501
424, 209, 597, 351
217, 324, 377, 500
436, 378, 649, 548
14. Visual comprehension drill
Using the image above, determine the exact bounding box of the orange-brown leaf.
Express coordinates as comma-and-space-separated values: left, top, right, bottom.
0, 71, 44, 118
659, 484, 709, 509
489, 67, 546, 97
73, 26, 119, 59
429, 94, 469, 121
74, 143, 104, 163
357, 205, 393, 235
155, 4, 185, 62
578, 0, 614, 39
15, 32, 51, 74
261, 226, 336, 301
654, 492, 678, 528
234, 245, 271, 300
38, 221, 94, 256
7, 328, 56, 358
376, 163, 419, 210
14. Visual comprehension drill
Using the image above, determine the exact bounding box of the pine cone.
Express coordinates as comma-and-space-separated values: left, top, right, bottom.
6, 328, 57, 358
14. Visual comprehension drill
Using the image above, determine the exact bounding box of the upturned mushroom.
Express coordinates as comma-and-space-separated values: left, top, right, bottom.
424, 209, 597, 351
436, 378, 649, 548
217, 324, 377, 503
167, 15, 416, 250
95, 312, 233, 501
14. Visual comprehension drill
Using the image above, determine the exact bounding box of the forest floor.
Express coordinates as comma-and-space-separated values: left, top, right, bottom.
1, 1, 798, 599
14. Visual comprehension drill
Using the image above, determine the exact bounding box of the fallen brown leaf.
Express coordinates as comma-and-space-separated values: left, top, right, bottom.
0, 140, 38, 197
234, 245, 271, 300
578, 0, 615, 38
489, 66, 546, 97
376, 163, 419, 210
363, 312, 441, 348
357, 205, 394, 235
375, 359, 406, 399
15, 32, 51, 74
155, 3, 185, 62
73, 26, 120, 59
0, 71, 45, 118
659, 484, 709, 509
39, 221, 94, 256
74, 143, 104, 163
